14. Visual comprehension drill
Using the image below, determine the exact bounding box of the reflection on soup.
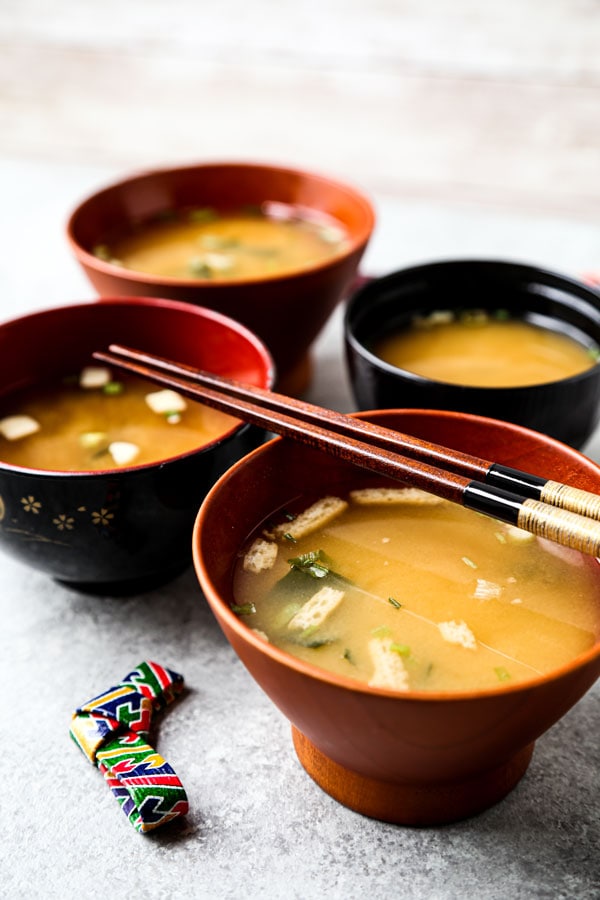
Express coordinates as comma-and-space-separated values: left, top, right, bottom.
373, 311, 598, 387
0, 366, 238, 471
232, 487, 600, 693
93, 203, 349, 281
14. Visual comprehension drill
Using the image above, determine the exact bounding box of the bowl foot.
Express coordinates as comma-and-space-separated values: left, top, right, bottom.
55, 560, 190, 596
291, 726, 534, 825
276, 353, 313, 397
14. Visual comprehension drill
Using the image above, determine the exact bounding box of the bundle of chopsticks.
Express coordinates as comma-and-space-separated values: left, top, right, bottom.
94, 344, 600, 558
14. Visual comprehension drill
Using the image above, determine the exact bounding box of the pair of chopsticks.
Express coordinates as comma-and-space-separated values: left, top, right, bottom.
94, 344, 600, 558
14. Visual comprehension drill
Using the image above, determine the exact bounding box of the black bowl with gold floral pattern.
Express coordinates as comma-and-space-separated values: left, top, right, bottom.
0, 298, 274, 593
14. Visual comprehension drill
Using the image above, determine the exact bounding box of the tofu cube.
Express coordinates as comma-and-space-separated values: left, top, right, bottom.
0, 415, 40, 441
108, 441, 140, 466
79, 366, 112, 389
145, 389, 187, 415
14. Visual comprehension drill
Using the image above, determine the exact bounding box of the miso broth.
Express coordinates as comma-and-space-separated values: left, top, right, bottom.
0, 367, 238, 471
232, 488, 600, 693
374, 311, 597, 387
94, 204, 349, 281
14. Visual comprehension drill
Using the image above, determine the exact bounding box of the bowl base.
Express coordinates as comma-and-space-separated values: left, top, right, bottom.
276, 353, 313, 397
291, 726, 534, 825
56, 559, 190, 596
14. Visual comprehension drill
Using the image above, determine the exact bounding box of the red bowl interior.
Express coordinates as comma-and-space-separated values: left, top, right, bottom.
66, 161, 375, 286
0, 297, 274, 471
65, 163, 376, 386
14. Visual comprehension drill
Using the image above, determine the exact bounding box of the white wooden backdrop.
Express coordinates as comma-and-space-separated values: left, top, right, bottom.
2, 0, 599, 220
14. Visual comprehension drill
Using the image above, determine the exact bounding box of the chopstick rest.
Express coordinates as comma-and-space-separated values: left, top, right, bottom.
70, 661, 189, 833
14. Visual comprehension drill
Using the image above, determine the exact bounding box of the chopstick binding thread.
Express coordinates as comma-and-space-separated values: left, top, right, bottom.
93, 344, 600, 558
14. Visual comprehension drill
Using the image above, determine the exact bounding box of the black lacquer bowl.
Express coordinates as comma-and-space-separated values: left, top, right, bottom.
0, 298, 274, 593
344, 259, 600, 448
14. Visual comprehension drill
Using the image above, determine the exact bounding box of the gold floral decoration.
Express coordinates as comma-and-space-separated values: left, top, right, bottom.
53, 514, 75, 531
91, 508, 114, 527
21, 495, 42, 514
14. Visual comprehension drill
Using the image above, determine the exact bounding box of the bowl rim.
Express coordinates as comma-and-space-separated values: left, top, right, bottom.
193, 406, 600, 704
0, 295, 275, 477
344, 257, 600, 393
65, 159, 377, 289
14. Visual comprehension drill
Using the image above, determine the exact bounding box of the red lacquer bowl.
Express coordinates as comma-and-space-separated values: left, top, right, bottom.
0, 297, 274, 593
193, 409, 600, 824
66, 161, 376, 394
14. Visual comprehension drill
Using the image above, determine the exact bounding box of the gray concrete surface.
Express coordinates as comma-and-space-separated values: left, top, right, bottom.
1, 3, 600, 897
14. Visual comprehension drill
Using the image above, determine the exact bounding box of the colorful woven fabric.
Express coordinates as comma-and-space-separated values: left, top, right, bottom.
70, 661, 188, 833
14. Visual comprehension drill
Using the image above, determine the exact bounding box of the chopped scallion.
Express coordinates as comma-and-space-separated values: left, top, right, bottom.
231, 602, 256, 616
103, 381, 124, 396
79, 432, 108, 450
371, 625, 391, 638
188, 207, 217, 222
388, 596, 402, 609
288, 549, 330, 577
293, 625, 334, 648
494, 666, 511, 682
188, 258, 213, 278
302, 637, 333, 649
300, 625, 318, 640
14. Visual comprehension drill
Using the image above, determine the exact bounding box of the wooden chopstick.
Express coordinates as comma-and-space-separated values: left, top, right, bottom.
102, 343, 600, 521
93, 344, 600, 557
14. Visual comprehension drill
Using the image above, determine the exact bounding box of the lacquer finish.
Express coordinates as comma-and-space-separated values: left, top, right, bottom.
344, 260, 600, 448
193, 409, 600, 824
66, 162, 375, 392
0, 298, 273, 592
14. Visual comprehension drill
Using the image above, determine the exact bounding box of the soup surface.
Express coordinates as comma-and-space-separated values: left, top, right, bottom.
94, 203, 349, 281
232, 487, 600, 693
0, 367, 238, 471
373, 311, 597, 387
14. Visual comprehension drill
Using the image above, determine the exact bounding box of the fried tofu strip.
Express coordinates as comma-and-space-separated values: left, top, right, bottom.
287, 586, 345, 631
437, 620, 477, 650
368, 637, 410, 691
243, 538, 278, 574
350, 487, 445, 506
265, 496, 348, 541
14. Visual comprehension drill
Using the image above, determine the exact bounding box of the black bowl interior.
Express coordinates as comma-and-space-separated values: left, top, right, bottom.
344, 260, 600, 448
346, 260, 600, 360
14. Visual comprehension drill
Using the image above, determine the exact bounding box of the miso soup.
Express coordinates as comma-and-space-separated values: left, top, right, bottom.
373, 310, 597, 387
0, 366, 238, 471
93, 203, 349, 281
232, 487, 600, 693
